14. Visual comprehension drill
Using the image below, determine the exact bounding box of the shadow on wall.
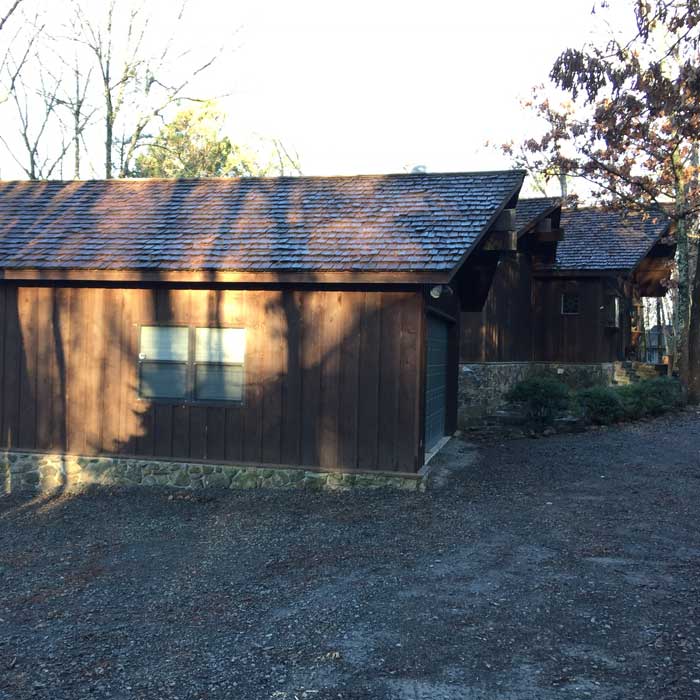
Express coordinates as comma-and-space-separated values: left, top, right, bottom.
3, 283, 423, 497
114, 285, 421, 475
459, 254, 533, 363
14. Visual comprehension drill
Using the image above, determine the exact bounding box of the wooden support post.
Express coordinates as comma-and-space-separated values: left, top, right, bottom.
482, 230, 517, 251
492, 208, 516, 233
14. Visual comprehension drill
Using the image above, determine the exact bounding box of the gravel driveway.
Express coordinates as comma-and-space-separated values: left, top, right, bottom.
1, 413, 700, 699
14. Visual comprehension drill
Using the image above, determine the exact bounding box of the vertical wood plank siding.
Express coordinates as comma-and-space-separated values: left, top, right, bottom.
1, 285, 423, 473
460, 254, 533, 362
531, 278, 626, 363
460, 254, 628, 364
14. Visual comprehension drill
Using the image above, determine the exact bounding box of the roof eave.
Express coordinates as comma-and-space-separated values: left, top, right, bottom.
629, 220, 675, 273
542, 217, 674, 278
517, 202, 562, 238
0, 267, 453, 286
534, 267, 632, 278
445, 171, 526, 284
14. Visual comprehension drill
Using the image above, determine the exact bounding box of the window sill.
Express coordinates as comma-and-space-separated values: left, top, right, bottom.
137, 397, 245, 408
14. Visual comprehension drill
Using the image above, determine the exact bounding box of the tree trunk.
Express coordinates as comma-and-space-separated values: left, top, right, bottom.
103, 71, 113, 179
674, 203, 690, 380
687, 233, 700, 402
105, 110, 112, 179
559, 171, 568, 199
73, 117, 80, 179
73, 66, 80, 179
656, 297, 666, 369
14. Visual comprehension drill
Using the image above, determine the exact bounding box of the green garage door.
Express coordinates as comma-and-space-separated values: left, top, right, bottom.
425, 315, 449, 452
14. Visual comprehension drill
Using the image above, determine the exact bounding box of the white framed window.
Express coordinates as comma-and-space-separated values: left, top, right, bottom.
194, 328, 245, 402
138, 325, 246, 403
138, 326, 189, 399
561, 292, 580, 315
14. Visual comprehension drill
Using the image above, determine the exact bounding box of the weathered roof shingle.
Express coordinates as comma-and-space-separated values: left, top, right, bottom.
553, 207, 672, 271
0, 171, 524, 275
515, 197, 561, 234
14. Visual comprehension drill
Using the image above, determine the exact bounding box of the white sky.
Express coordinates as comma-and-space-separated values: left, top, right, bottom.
213, 0, 616, 176
1, 0, 635, 184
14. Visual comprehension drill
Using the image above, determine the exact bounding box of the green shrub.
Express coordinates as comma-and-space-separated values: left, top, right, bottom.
576, 386, 625, 425
617, 384, 646, 420
644, 376, 685, 408
506, 376, 570, 426
618, 377, 684, 419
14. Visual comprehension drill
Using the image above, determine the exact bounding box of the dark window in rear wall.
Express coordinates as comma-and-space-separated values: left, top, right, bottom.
138, 326, 245, 402
561, 292, 580, 315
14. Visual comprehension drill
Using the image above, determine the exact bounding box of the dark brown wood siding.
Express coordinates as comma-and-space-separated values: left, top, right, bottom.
0, 285, 424, 473
459, 254, 633, 364
531, 277, 629, 363
460, 253, 533, 362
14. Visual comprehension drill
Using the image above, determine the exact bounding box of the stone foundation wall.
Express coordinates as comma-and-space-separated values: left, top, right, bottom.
0, 451, 425, 495
458, 361, 616, 427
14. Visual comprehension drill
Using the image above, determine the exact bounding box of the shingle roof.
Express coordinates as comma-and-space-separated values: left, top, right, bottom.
552, 207, 671, 271
0, 171, 524, 276
515, 197, 561, 234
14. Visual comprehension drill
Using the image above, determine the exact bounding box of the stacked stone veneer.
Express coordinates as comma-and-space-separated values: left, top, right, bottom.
0, 451, 425, 495
458, 361, 616, 427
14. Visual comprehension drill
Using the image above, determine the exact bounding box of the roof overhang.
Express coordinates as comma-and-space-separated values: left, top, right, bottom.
631, 233, 677, 296
446, 174, 525, 286
533, 268, 630, 279
633, 256, 675, 296
0, 267, 454, 286
0, 170, 528, 287
517, 202, 562, 239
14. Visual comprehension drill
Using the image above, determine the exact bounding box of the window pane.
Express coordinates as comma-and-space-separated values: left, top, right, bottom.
605, 296, 620, 327
561, 292, 579, 315
140, 361, 188, 399
195, 328, 245, 364
140, 326, 189, 361
195, 364, 244, 402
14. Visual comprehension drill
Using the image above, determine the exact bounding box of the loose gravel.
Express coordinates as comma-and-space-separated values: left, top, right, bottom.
1, 412, 699, 699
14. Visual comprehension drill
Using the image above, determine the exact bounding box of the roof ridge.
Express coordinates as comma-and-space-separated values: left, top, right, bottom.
0, 169, 526, 186
562, 205, 669, 214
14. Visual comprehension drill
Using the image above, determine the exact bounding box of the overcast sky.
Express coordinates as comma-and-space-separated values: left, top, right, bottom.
214, 0, 625, 177
1, 0, 634, 183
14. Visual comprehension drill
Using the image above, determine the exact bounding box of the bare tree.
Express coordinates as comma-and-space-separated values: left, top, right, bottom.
0, 0, 247, 181
271, 139, 303, 176
67, 61, 94, 179
0, 1, 43, 105
51, 56, 96, 179
0, 56, 71, 179
0, 0, 23, 34
70, 0, 145, 179
69, 0, 222, 179
0, 3, 90, 180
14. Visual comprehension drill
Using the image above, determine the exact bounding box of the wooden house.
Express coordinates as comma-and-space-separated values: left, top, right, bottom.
461, 200, 675, 365
460, 197, 562, 361
532, 206, 675, 363
0, 171, 523, 481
